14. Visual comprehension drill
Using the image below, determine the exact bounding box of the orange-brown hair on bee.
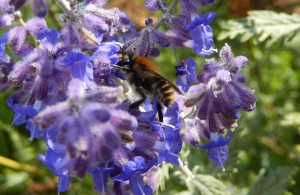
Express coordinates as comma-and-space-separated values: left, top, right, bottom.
114, 53, 183, 122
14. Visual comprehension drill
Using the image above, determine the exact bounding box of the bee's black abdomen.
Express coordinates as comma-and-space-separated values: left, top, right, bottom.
150, 76, 175, 107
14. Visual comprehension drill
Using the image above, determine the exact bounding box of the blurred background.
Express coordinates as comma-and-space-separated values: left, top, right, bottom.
0, 0, 299, 194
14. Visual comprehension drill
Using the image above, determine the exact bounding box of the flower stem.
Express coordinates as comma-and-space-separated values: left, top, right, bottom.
154, 0, 180, 30
0, 155, 38, 174
13, 11, 40, 47
55, 0, 76, 21
178, 158, 195, 179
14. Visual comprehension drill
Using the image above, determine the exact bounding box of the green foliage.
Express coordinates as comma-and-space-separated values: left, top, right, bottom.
218, 11, 300, 47
154, 163, 170, 192
247, 167, 297, 195
174, 165, 229, 195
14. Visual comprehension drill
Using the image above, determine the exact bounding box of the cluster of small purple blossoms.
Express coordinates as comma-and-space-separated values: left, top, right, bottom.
0, 0, 256, 194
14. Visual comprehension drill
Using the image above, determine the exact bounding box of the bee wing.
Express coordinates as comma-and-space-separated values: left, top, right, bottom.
141, 65, 184, 95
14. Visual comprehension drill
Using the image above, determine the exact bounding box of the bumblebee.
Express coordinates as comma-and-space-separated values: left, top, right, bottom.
114, 53, 183, 122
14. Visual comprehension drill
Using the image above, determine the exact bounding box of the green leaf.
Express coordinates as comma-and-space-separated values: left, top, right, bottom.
247, 167, 296, 195
218, 11, 300, 47
280, 112, 300, 126
0, 171, 28, 193
177, 163, 229, 195
191, 174, 230, 195
152, 163, 170, 194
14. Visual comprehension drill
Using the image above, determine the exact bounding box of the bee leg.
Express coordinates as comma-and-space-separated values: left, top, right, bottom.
157, 102, 163, 122
129, 98, 146, 111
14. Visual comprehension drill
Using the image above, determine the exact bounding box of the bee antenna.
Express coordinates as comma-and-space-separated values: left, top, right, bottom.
111, 64, 130, 70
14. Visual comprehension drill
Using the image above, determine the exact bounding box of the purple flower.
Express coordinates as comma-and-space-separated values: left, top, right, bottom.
123, 20, 169, 57
196, 134, 230, 170
0, 0, 10, 13
33, 79, 138, 179
181, 118, 201, 145
63, 51, 93, 88
156, 128, 182, 166
7, 100, 38, 125
0, 0, 257, 193
38, 128, 72, 192
176, 58, 197, 92
90, 163, 112, 192
0, 13, 14, 27
113, 156, 155, 181
185, 12, 216, 55
30, 0, 48, 17
26, 17, 48, 36
164, 14, 189, 39
36, 28, 60, 45
180, 0, 215, 16
145, 0, 167, 12
130, 174, 153, 195
57, 1, 134, 49
0, 33, 10, 63
90, 42, 121, 86
8, 44, 71, 105
185, 44, 256, 133
6, 26, 26, 53
7, 0, 26, 12
84, 0, 108, 6
133, 103, 182, 166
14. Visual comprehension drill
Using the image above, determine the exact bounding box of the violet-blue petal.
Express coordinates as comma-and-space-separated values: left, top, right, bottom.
0, 33, 10, 63
38, 149, 71, 182
83, 13, 109, 35
196, 135, 230, 150
65, 51, 94, 86
130, 174, 153, 195
7, 26, 26, 53
90, 163, 112, 192
158, 152, 180, 166
184, 12, 216, 55
206, 145, 228, 167
31, 0, 48, 17
26, 120, 46, 139
196, 136, 230, 167
57, 171, 71, 192
9, 0, 26, 11
176, 58, 197, 92
0, 13, 14, 27
180, 0, 198, 16
195, 0, 215, 6
11, 104, 38, 125
0, 0, 10, 13
164, 103, 180, 129
84, 0, 107, 6
113, 156, 156, 182
137, 109, 157, 123
175, 61, 189, 76
185, 12, 216, 30
36, 28, 60, 45
0, 33, 7, 52
190, 25, 213, 53
145, 0, 165, 12
26, 17, 48, 36
156, 128, 182, 166
151, 30, 170, 47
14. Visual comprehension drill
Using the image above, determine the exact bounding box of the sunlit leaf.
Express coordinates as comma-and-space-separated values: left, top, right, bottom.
218, 11, 300, 47
247, 167, 296, 195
